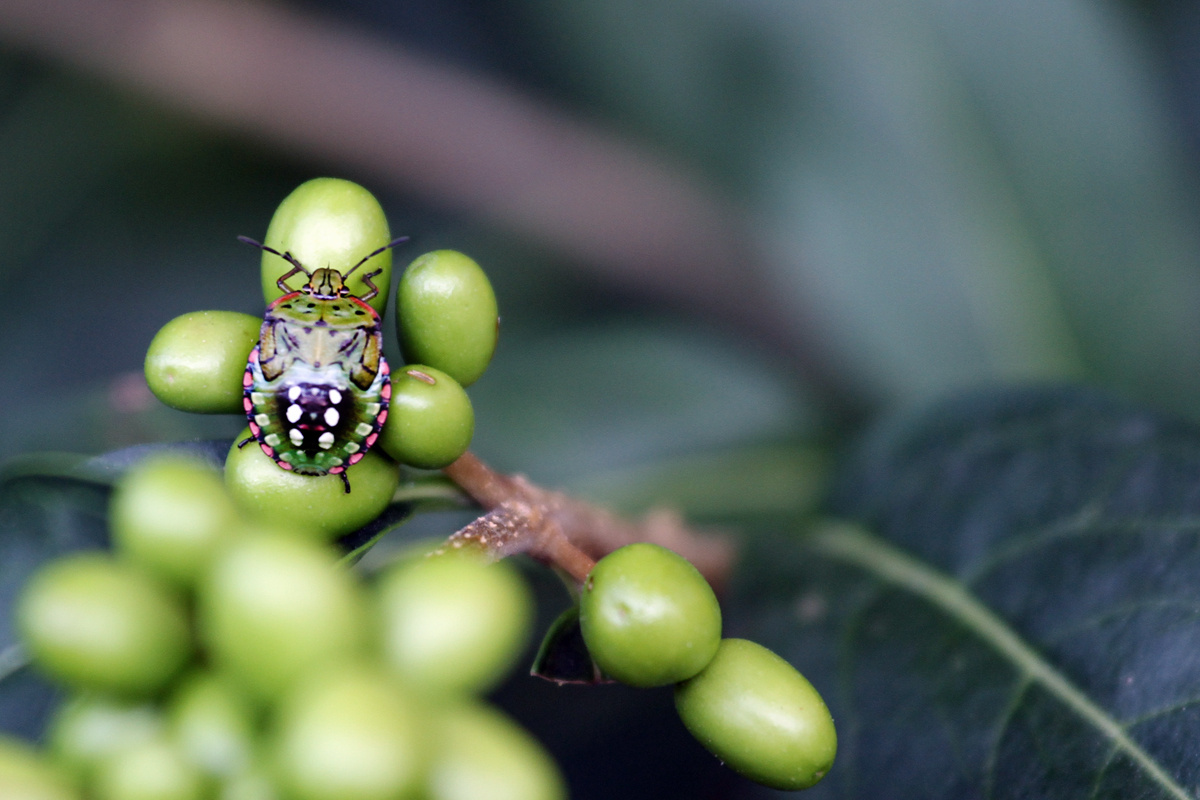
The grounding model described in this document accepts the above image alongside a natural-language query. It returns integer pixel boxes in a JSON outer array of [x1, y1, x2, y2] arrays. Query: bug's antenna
[[343, 236, 410, 279], [237, 235, 311, 276]]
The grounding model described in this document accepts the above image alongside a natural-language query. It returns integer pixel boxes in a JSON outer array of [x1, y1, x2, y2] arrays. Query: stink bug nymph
[[238, 235, 407, 493]]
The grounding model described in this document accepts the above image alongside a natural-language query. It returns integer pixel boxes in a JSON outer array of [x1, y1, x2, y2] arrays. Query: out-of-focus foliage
[[517, 0, 1200, 412]]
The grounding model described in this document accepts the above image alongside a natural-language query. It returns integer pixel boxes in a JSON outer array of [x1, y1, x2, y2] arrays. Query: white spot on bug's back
[[265, 433, 282, 447], [325, 407, 340, 427], [366, 403, 381, 416], [329, 388, 343, 405], [329, 457, 344, 466], [254, 414, 270, 427], [355, 423, 373, 436], [344, 442, 360, 454], [288, 386, 301, 401], [289, 428, 304, 446], [286, 404, 302, 423], [251, 392, 267, 405], [318, 431, 335, 449]]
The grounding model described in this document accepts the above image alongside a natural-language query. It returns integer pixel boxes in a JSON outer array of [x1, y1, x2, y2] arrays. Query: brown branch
[[441, 452, 735, 588]]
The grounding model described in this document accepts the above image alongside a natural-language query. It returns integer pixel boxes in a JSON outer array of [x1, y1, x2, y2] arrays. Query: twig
[[440, 451, 735, 587]]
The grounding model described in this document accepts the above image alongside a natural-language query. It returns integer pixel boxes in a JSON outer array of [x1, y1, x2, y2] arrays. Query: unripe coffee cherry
[[111, 454, 241, 587], [144, 311, 260, 414], [46, 695, 163, 785], [16, 554, 191, 696], [425, 701, 565, 800], [91, 737, 208, 800], [674, 638, 836, 790], [224, 428, 399, 540], [260, 178, 393, 315], [579, 543, 721, 687], [397, 250, 498, 387], [376, 554, 532, 696], [0, 734, 80, 800], [198, 533, 368, 704], [379, 366, 474, 469], [271, 665, 426, 800], [166, 672, 257, 778]]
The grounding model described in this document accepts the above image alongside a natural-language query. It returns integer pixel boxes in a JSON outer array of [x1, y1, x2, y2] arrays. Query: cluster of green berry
[[143, 178, 495, 539], [577, 542, 836, 790], [5, 177, 838, 796], [3, 454, 561, 800]]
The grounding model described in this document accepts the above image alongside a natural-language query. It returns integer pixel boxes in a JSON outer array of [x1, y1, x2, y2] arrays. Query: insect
[[237, 235, 407, 493]]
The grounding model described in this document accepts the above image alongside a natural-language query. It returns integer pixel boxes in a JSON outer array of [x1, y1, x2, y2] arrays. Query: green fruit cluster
[[142, 179, 499, 536], [7, 454, 561, 800], [579, 543, 837, 791]]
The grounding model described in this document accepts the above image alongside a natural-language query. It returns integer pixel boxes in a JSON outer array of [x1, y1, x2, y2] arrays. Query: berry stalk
[[440, 451, 734, 587]]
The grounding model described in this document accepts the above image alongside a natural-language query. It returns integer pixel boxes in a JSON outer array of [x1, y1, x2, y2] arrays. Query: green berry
[[397, 250, 498, 387], [425, 701, 565, 800], [46, 694, 163, 785], [271, 665, 426, 800], [145, 311, 261, 414], [111, 455, 242, 587], [376, 554, 532, 696], [261, 178, 393, 315], [167, 672, 258, 778], [198, 533, 368, 705], [218, 766, 280, 800], [16, 554, 191, 696], [378, 366, 474, 469], [92, 737, 209, 800], [579, 543, 721, 687], [224, 428, 400, 541], [674, 638, 836, 790], [0, 734, 79, 800]]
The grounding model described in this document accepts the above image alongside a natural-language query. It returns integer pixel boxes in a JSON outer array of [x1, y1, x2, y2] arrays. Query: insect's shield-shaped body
[[240, 239, 403, 492]]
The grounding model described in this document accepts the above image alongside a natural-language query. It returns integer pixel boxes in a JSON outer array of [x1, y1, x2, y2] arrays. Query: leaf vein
[[810, 521, 1193, 800]]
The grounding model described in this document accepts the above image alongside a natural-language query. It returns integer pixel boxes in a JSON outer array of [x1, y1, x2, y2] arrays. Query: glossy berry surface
[[378, 365, 474, 469], [224, 428, 399, 540], [674, 638, 836, 790], [144, 311, 260, 414], [579, 543, 721, 687], [397, 250, 498, 387]]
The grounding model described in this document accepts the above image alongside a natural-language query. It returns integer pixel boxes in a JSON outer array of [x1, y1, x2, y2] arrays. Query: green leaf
[[0, 469, 111, 738], [530, 605, 608, 686], [732, 387, 1200, 798]]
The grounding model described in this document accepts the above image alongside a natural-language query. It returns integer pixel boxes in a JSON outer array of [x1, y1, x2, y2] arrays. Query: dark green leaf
[[531, 605, 609, 685], [731, 387, 1200, 798], [0, 470, 111, 738]]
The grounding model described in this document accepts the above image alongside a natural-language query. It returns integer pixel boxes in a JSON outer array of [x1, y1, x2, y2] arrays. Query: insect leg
[[237, 236, 311, 292], [358, 268, 382, 302], [275, 265, 306, 294], [339, 472, 351, 493], [237, 436, 254, 449]]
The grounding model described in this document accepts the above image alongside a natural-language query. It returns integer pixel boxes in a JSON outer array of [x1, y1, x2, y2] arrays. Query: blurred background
[[2, 0, 1200, 796]]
